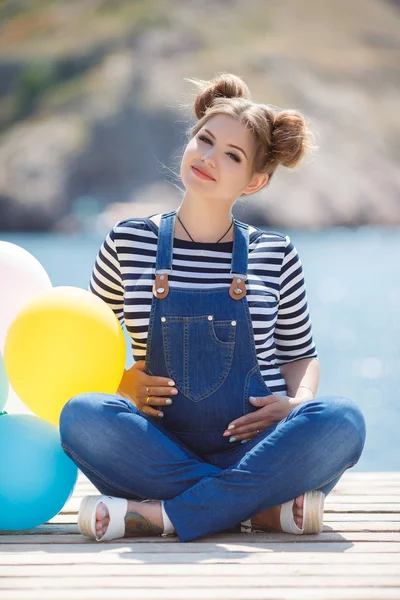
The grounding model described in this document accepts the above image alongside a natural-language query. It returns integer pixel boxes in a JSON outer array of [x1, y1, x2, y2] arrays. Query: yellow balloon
[[4, 287, 126, 426]]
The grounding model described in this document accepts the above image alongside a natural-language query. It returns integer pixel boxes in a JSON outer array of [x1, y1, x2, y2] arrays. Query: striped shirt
[[89, 215, 318, 394]]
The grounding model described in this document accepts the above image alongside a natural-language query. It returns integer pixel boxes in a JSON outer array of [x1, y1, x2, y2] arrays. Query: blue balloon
[[0, 413, 78, 531], [0, 352, 8, 412]]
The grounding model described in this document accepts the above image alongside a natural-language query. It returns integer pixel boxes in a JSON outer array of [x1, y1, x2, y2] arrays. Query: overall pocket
[[161, 315, 236, 402], [243, 364, 274, 414]]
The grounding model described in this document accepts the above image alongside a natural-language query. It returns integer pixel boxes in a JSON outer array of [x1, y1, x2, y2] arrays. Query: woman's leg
[[163, 396, 366, 541], [59, 393, 222, 500], [60, 394, 365, 542]]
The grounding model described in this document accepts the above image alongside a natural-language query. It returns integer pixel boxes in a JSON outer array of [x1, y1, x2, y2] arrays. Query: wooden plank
[[1, 531, 400, 545], [0, 524, 78, 536], [2, 574, 400, 590], [325, 496, 400, 503], [330, 488, 400, 495], [324, 513, 400, 522], [2, 564, 400, 577], [1, 541, 400, 553], [323, 504, 400, 512], [1, 550, 400, 564], [1, 586, 400, 600], [321, 522, 400, 531]]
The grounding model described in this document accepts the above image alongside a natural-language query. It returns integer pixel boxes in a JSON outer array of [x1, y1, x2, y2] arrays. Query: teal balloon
[[0, 414, 78, 531], [0, 352, 8, 412]]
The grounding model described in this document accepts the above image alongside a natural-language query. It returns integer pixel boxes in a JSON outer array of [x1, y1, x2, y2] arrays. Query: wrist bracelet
[[288, 385, 314, 396]]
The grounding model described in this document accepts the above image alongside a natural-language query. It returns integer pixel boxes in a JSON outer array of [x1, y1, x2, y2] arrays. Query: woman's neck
[[175, 202, 234, 244]]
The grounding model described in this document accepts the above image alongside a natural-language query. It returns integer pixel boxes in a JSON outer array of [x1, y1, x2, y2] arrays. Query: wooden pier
[[1, 471, 399, 599]]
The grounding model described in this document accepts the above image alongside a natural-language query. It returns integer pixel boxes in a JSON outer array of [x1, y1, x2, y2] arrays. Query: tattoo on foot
[[124, 511, 163, 536]]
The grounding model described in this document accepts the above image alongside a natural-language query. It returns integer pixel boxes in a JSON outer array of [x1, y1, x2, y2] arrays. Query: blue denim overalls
[[144, 209, 273, 456]]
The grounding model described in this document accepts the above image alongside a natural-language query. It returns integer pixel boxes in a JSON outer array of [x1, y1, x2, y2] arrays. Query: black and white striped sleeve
[[89, 224, 125, 325], [274, 236, 318, 364]]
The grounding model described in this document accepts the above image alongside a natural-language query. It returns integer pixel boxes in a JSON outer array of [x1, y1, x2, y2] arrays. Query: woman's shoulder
[[233, 217, 287, 243], [248, 226, 289, 247], [110, 215, 156, 237]]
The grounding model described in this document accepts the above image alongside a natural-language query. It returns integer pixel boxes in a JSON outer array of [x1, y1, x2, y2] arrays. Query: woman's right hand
[[116, 360, 178, 418]]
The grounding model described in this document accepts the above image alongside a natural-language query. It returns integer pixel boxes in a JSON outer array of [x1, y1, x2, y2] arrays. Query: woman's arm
[[280, 357, 320, 405], [88, 224, 125, 325], [274, 236, 319, 405]]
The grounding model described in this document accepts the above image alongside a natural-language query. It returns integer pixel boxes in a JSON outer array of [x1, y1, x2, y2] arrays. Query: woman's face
[[180, 114, 267, 205]]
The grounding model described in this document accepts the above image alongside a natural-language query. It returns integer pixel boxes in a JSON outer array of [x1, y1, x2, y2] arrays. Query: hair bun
[[272, 110, 310, 168], [189, 73, 251, 120]]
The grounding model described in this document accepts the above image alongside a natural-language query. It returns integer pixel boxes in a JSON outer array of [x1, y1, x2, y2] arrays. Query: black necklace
[[176, 213, 234, 243]]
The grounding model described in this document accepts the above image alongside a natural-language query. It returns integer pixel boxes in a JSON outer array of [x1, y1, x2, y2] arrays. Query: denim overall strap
[[153, 211, 250, 300], [155, 211, 176, 273]]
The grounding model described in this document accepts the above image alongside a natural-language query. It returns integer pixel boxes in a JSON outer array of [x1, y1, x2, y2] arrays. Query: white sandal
[[77, 495, 175, 542], [241, 490, 325, 534]]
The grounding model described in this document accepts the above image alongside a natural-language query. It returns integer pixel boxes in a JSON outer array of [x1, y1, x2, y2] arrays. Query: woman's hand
[[117, 360, 178, 418], [223, 395, 298, 442]]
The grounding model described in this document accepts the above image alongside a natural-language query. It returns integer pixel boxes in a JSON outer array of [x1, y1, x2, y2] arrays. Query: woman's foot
[[95, 499, 164, 539], [250, 494, 304, 532]]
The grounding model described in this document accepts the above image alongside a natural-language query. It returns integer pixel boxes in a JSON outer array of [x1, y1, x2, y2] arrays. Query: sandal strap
[[77, 495, 127, 542], [280, 498, 304, 534], [280, 491, 325, 535], [97, 496, 128, 541]]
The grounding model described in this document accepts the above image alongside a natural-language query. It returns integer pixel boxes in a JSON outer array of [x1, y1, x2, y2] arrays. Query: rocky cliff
[[0, 0, 399, 231]]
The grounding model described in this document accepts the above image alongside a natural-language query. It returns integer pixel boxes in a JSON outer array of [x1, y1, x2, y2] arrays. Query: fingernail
[[241, 439, 249, 444], [158, 412, 164, 417], [228, 424, 235, 430], [249, 396, 257, 402], [101, 507, 107, 518], [229, 437, 237, 443], [165, 399, 172, 405], [168, 381, 175, 386]]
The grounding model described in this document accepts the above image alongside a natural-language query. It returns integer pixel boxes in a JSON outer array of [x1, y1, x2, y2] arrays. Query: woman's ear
[[242, 172, 269, 196]]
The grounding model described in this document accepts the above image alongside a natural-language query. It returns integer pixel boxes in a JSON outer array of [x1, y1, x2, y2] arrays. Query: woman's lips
[[191, 166, 215, 181]]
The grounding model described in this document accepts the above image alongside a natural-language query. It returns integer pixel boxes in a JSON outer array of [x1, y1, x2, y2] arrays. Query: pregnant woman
[[59, 73, 366, 543]]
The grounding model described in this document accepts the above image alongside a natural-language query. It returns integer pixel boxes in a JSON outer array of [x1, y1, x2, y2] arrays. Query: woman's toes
[[293, 495, 304, 528], [95, 502, 109, 537]]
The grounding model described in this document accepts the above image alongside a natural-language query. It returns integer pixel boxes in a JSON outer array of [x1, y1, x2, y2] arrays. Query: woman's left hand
[[223, 395, 297, 442]]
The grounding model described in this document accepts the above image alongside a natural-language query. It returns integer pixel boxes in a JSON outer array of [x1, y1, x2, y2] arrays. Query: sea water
[[2, 226, 399, 471]]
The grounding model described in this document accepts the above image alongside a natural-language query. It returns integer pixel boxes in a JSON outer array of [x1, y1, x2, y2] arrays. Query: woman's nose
[[201, 152, 216, 166]]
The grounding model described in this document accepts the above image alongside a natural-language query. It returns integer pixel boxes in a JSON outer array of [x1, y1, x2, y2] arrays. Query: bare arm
[[280, 357, 320, 405]]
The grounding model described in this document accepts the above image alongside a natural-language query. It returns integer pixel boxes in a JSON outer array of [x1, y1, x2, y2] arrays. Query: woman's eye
[[198, 135, 241, 163], [199, 135, 212, 145]]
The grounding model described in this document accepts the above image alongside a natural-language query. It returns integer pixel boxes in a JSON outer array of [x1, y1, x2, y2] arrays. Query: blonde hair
[[184, 73, 315, 188]]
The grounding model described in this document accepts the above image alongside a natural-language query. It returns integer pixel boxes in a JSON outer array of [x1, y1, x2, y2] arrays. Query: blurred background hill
[[0, 0, 399, 232]]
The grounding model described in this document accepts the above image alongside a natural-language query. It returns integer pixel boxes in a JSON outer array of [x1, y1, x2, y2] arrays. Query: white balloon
[[0, 242, 52, 351]]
